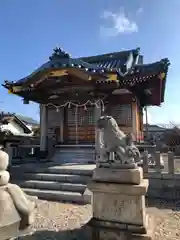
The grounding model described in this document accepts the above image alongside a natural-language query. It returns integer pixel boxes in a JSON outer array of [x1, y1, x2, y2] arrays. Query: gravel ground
[[14, 199, 180, 240], [147, 199, 180, 240]]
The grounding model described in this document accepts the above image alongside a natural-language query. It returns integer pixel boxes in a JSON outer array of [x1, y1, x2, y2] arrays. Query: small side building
[[0, 112, 33, 137], [0, 112, 40, 163], [143, 124, 167, 141]]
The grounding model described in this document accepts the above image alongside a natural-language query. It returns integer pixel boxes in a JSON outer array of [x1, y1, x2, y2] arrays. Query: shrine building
[[2, 47, 170, 160]]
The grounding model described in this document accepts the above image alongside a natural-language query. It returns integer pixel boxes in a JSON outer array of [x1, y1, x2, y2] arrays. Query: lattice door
[[67, 106, 95, 144]]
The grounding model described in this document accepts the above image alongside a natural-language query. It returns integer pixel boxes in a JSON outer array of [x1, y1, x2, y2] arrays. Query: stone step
[[51, 148, 95, 164], [22, 188, 86, 203], [23, 173, 91, 184], [19, 180, 86, 193], [25, 165, 95, 176]]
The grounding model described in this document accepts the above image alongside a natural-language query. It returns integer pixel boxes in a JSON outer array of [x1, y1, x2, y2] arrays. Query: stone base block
[[95, 229, 153, 240], [89, 214, 154, 240], [88, 180, 148, 226], [97, 162, 137, 169], [92, 167, 143, 185], [88, 179, 148, 196], [83, 187, 92, 204]]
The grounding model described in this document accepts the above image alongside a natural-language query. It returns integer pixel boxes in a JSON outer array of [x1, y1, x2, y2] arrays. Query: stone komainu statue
[[0, 149, 37, 239], [96, 116, 141, 165]]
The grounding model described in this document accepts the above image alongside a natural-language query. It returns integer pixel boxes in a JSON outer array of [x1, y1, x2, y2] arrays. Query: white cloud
[[100, 9, 138, 37]]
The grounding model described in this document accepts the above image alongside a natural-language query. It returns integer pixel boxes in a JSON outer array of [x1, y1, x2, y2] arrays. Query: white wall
[[0, 121, 33, 136]]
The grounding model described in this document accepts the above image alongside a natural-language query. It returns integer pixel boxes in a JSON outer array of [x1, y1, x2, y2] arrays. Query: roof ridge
[[136, 58, 170, 67], [78, 48, 140, 61]]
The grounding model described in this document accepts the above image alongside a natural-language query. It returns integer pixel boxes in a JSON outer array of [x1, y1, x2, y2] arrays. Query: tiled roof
[[3, 47, 170, 95], [129, 58, 170, 75], [80, 48, 140, 69], [5, 48, 141, 86], [10, 50, 111, 85]]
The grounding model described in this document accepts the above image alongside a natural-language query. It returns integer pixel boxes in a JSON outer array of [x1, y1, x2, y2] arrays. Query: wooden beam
[[33, 69, 69, 87], [68, 68, 91, 81], [50, 85, 95, 94]]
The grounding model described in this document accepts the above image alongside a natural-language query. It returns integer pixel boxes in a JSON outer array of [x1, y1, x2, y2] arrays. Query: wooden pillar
[[63, 108, 68, 144], [94, 102, 102, 162], [40, 104, 48, 156], [131, 101, 137, 140], [139, 106, 144, 141], [59, 108, 64, 143]]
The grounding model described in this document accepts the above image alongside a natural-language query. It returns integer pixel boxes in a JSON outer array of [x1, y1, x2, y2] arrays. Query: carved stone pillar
[[40, 104, 48, 157]]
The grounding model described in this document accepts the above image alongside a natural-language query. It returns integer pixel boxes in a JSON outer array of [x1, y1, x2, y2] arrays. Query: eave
[[2, 47, 170, 107], [3, 47, 141, 91], [4, 79, 119, 105], [120, 58, 170, 105]]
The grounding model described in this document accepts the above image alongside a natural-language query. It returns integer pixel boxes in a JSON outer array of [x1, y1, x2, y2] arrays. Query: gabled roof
[[0, 112, 32, 134], [2, 47, 170, 106], [3, 47, 169, 87], [7, 48, 109, 86], [4, 47, 141, 87]]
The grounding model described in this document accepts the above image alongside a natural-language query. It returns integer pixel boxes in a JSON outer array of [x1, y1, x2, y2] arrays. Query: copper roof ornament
[[49, 47, 70, 61]]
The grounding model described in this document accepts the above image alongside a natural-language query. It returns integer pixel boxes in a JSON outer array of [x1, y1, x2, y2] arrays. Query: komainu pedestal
[[88, 167, 154, 240]]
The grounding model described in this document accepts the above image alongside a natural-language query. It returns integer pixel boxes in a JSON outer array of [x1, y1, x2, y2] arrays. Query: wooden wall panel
[[110, 104, 132, 126], [46, 101, 143, 144]]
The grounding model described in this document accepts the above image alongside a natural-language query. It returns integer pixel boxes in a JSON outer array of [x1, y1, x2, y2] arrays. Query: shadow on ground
[[146, 198, 180, 211], [14, 226, 91, 240]]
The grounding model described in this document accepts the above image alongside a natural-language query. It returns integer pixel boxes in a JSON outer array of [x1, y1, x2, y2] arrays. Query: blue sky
[[0, 0, 179, 124]]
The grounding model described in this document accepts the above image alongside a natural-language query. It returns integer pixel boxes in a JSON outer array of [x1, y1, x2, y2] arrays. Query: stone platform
[[88, 166, 154, 240]]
